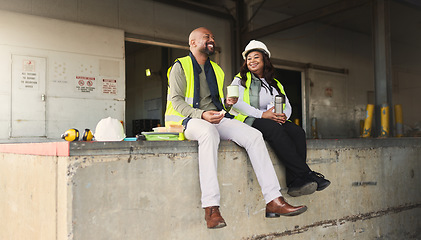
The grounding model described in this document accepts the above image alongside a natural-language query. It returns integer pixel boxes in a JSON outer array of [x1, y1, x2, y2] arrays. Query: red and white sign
[[75, 76, 96, 93], [23, 60, 35, 72], [102, 79, 117, 94]]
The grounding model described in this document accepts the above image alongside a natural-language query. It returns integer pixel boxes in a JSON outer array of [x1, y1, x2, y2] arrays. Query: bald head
[[189, 27, 210, 46], [188, 27, 215, 58]]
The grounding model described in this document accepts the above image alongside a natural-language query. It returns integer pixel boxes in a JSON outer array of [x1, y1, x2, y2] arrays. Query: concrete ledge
[[68, 137, 421, 155], [1, 138, 420, 239], [0, 141, 69, 156]]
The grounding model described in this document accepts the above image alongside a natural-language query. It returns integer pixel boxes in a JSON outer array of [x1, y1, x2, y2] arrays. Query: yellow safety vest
[[165, 56, 226, 126], [234, 72, 286, 122]]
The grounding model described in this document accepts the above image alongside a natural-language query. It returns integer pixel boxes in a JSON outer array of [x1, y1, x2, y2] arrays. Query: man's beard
[[200, 43, 215, 56]]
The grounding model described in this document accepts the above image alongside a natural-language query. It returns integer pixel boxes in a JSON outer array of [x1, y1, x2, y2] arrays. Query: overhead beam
[[246, 0, 370, 40], [395, 0, 421, 9], [270, 58, 349, 74], [153, 0, 234, 20], [125, 33, 189, 50]]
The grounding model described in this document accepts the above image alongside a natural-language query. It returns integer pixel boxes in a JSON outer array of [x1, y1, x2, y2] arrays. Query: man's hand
[[202, 110, 224, 124], [262, 106, 286, 123]]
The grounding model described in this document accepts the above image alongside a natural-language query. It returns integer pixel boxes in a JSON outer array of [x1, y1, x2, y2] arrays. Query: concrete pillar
[[372, 0, 393, 137]]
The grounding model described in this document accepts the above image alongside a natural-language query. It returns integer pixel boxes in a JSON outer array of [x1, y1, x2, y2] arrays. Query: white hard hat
[[94, 117, 126, 141], [242, 40, 271, 59]]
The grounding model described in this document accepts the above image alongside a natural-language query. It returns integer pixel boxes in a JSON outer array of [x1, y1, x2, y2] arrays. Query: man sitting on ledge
[[165, 27, 307, 229]]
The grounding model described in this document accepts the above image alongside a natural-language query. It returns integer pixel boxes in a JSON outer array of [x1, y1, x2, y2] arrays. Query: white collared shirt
[[231, 77, 292, 119]]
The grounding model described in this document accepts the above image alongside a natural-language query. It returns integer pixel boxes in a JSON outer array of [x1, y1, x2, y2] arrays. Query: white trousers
[[184, 117, 282, 208]]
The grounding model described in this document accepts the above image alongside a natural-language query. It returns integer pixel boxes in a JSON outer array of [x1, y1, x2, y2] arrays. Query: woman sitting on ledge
[[231, 40, 331, 197]]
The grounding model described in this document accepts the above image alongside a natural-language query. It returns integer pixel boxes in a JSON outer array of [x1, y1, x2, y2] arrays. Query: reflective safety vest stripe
[[234, 72, 286, 122], [165, 56, 226, 126]]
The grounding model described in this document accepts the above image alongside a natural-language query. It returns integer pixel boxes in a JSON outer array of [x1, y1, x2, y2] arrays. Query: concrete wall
[[0, 138, 420, 239], [0, 153, 59, 239], [0, 10, 125, 140], [390, 3, 421, 130], [0, 0, 232, 79]]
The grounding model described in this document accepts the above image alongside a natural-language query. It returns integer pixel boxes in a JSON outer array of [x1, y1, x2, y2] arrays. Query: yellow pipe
[[380, 103, 390, 137], [394, 104, 403, 137], [362, 104, 374, 138]]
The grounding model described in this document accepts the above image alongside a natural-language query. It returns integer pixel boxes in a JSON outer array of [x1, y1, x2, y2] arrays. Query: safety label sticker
[[102, 79, 117, 94], [19, 72, 39, 89], [75, 76, 96, 93]]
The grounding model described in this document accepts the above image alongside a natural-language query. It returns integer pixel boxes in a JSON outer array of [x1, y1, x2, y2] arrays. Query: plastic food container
[[141, 132, 180, 141]]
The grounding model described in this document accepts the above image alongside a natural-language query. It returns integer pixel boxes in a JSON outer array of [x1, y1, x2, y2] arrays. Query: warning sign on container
[[20, 72, 39, 89], [23, 60, 35, 72], [75, 76, 96, 93], [102, 79, 117, 94]]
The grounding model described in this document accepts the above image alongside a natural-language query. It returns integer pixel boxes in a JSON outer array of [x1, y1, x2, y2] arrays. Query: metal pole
[[372, 0, 393, 137]]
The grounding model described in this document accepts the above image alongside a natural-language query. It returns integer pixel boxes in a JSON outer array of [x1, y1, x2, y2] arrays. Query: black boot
[[307, 171, 331, 191], [287, 177, 317, 197]]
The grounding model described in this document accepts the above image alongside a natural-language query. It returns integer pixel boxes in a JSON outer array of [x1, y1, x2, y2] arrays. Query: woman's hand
[[262, 106, 286, 123], [225, 97, 238, 107], [278, 113, 287, 124]]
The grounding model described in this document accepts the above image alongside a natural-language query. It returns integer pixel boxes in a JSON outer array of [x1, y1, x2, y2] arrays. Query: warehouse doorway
[[275, 68, 303, 127], [124, 41, 188, 137]]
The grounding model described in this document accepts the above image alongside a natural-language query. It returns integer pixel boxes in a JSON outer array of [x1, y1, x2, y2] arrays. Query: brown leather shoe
[[266, 197, 307, 217], [204, 206, 227, 229]]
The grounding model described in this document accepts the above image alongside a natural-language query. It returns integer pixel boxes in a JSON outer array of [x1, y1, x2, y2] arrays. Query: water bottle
[[274, 96, 284, 114]]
